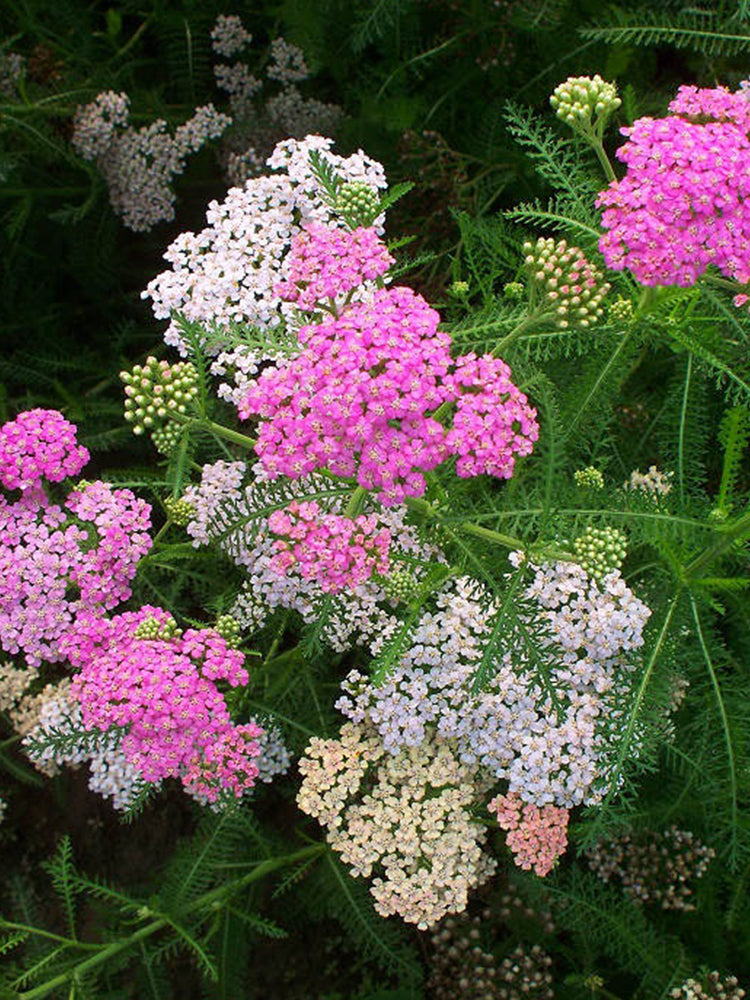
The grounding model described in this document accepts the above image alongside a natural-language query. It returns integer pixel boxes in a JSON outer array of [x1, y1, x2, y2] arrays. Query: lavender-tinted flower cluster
[[337, 559, 651, 808]]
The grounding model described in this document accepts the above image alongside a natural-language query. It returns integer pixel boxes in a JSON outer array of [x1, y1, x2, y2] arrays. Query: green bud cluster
[[573, 526, 627, 580], [164, 495, 196, 526], [523, 237, 610, 328], [337, 181, 380, 227], [121, 357, 199, 454], [382, 569, 420, 605], [214, 614, 241, 647], [503, 281, 525, 300], [550, 75, 621, 134], [134, 615, 183, 641], [574, 466, 605, 490], [609, 296, 634, 323], [447, 280, 470, 298]]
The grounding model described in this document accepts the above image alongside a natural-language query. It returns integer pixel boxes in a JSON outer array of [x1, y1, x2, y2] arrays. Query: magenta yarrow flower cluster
[[275, 224, 393, 311], [0, 412, 151, 667], [489, 792, 569, 877], [64, 608, 262, 803], [0, 409, 89, 492], [240, 285, 539, 504], [598, 85, 750, 288], [267, 500, 390, 592]]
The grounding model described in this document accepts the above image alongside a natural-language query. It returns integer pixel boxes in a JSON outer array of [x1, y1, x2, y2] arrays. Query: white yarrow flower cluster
[[338, 558, 652, 808], [142, 135, 387, 355], [25, 688, 146, 810]]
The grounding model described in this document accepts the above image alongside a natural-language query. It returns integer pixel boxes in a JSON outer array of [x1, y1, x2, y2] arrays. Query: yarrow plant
[[72, 91, 231, 231], [6, 58, 750, 998]]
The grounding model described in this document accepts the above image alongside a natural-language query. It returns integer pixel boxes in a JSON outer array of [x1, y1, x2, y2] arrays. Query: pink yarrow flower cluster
[[64, 608, 262, 803], [598, 85, 750, 288], [0, 409, 89, 491], [240, 284, 538, 504], [489, 791, 569, 877], [446, 354, 540, 478], [275, 224, 393, 311], [267, 500, 390, 592], [0, 412, 151, 667]]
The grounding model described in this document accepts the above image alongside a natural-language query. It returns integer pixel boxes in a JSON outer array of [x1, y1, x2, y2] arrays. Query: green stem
[[404, 496, 573, 560], [203, 420, 257, 452], [14, 845, 325, 1000], [591, 140, 616, 183]]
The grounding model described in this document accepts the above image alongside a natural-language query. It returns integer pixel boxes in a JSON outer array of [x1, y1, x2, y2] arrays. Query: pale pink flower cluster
[[0, 409, 89, 491], [240, 285, 538, 504], [267, 500, 390, 592], [65, 608, 262, 804], [598, 85, 750, 287], [72, 92, 231, 232], [211, 14, 253, 58], [489, 791, 569, 876], [297, 722, 496, 928], [275, 224, 393, 310]]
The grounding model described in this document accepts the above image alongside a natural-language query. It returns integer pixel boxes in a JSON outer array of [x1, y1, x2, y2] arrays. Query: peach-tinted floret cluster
[[297, 722, 495, 928], [489, 791, 569, 876]]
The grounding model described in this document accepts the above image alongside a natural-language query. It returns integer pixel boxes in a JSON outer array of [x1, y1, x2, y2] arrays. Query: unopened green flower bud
[[573, 526, 627, 580], [164, 495, 196, 526], [503, 281, 525, 300], [524, 237, 609, 328], [382, 568, 420, 605], [214, 614, 241, 647], [121, 356, 199, 453], [134, 614, 182, 641], [574, 466, 605, 490], [550, 75, 621, 135], [337, 181, 380, 227]]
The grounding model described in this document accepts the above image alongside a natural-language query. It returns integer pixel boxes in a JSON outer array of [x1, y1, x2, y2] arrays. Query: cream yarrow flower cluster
[[297, 722, 495, 928]]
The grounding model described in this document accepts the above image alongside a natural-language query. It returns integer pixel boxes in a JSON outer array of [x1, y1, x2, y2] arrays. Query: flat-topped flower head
[[598, 84, 750, 287], [268, 501, 391, 593], [0, 409, 89, 491], [241, 284, 538, 504], [65, 607, 262, 804], [275, 224, 393, 311]]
